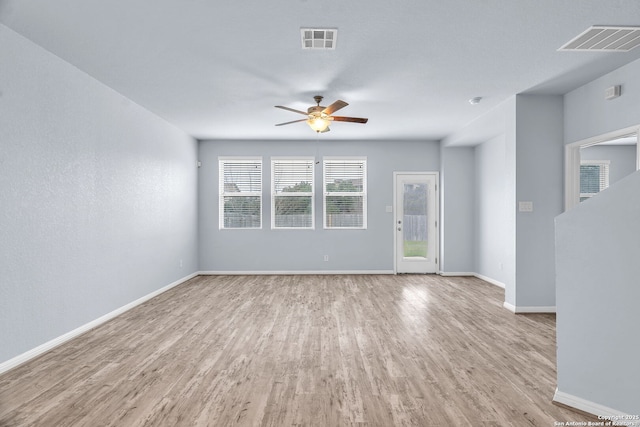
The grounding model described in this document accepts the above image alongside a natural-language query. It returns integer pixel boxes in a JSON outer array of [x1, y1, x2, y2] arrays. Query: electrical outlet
[[324, 255, 329, 262], [180, 259, 183, 268]]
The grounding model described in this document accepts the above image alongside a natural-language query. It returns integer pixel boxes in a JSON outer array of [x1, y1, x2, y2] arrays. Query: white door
[[394, 172, 438, 273]]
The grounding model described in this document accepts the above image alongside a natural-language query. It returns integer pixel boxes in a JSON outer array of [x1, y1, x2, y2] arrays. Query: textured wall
[[0, 26, 198, 364]]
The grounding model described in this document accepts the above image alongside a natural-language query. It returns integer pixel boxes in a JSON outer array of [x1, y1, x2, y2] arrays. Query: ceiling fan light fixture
[[307, 116, 331, 132], [274, 96, 367, 133]]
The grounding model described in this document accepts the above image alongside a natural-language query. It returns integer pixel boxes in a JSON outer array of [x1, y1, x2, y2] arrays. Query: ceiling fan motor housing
[[308, 105, 325, 115]]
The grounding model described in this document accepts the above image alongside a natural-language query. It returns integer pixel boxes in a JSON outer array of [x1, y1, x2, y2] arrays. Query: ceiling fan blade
[[322, 100, 348, 115], [275, 105, 308, 115], [275, 118, 308, 126], [331, 116, 369, 124]]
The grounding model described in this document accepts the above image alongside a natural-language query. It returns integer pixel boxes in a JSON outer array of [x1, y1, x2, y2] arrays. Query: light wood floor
[[0, 275, 594, 426]]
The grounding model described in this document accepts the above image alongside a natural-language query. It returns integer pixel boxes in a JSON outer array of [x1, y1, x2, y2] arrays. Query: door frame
[[393, 171, 439, 274]]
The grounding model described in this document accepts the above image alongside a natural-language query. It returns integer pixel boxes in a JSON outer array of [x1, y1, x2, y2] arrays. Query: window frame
[[323, 157, 367, 230], [271, 157, 315, 230], [218, 157, 263, 229]]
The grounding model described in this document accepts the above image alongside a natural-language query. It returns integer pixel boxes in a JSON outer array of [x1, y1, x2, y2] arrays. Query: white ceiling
[[2, 0, 640, 142]]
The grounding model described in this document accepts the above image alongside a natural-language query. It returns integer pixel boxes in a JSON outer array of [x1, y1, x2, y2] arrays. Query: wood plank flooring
[[0, 275, 594, 426]]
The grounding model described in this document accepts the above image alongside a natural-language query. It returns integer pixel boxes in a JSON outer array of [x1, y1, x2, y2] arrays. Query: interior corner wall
[[444, 97, 517, 303], [0, 26, 199, 365], [474, 135, 509, 286], [514, 94, 564, 308], [439, 146, 475, 273], [198, 139, 439, 272], [504, 99, 517, 306], [441, 96, 516, 301]]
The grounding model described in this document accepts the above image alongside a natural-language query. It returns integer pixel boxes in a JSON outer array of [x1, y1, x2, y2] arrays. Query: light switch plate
[[519, 201, 533, 212], [385, 206, 393, 213]]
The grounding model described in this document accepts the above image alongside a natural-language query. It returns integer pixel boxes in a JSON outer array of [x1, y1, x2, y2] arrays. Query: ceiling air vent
[[559, 26, 640, 52], [301, 28, 337, 50]]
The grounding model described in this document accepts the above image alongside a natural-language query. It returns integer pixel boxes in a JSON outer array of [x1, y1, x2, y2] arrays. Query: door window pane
[[403, 183, 428, 258]]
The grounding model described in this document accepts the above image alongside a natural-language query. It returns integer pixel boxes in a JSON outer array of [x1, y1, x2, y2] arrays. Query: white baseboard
[[439, 272, 475, 277], [553, 388, 628, 418], [473, 273, 506, 289], [468, 274, 555, 314], [436, 272, 507, 290], [515, 305, 556, 313], [503, 301, 556, 314], [0, 272, 198, 376], [198, 270, 395, 275], [503, 301, 517, 313]]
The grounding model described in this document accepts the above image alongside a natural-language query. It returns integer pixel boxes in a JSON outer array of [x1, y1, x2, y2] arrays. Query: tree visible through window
[[272, 159, 314, 229], [219, 158, 262, 229], [323, 158, 367, 229]]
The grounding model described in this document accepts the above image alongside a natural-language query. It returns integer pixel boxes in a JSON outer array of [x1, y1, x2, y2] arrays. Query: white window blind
[[323, 158, 367, 229], [271, 158, 314, 229], [219, 158, 262, 229], [580, 160, 610, 202]]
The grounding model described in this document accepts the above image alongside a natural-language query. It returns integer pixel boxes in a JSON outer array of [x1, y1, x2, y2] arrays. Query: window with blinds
[[580, 160, 610, 202], [219, 158, 262, 229], [271, 158, 314, 229], [323, 158, 367, 229]]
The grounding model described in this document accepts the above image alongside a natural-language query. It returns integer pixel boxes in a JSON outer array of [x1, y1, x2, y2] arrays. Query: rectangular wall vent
[[301, 28, 337, 50], [559, 26, 640, 52]]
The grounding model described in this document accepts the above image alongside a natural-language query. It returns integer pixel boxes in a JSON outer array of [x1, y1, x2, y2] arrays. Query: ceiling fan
[[275, 95, 368, 133]]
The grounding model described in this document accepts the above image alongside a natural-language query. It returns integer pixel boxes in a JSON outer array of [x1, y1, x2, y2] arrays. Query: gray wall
[[565, 58, 640, 144], [514, 94, 564, 308], [198, 139, 439, 272], [0, 26, 199, 364], [504, 100, 517, 306], [555, 56, 640, 414], [440, 147, 475, 273], [474, 135, 509, 285], [555, 171, 640, 414], [580, 144, 637, 185]]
